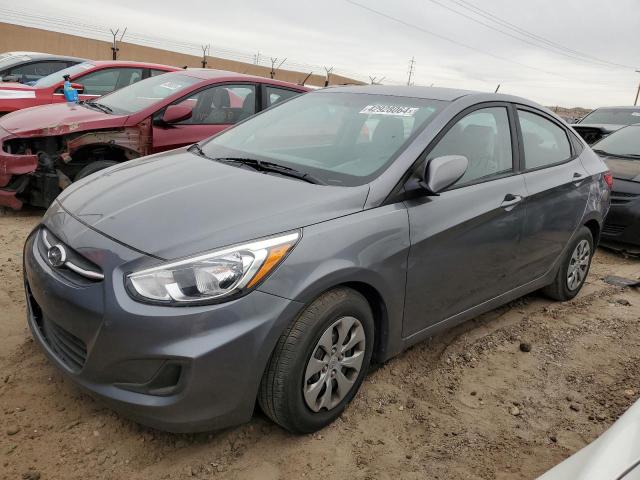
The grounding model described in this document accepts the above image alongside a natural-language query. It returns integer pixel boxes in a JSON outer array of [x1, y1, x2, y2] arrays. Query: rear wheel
[[258, 287, 374, 433], [542, 226, 594, 301], [74, 160, 119, 181]]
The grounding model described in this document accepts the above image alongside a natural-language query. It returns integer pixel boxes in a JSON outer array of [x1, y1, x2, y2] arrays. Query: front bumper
[[600, 181, 640, 254], [23, 206, 304, 432], [0, 126, 38, 209]]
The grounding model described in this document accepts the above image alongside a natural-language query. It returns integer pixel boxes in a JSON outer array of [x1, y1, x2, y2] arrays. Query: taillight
[[603, 172, 613, 189]]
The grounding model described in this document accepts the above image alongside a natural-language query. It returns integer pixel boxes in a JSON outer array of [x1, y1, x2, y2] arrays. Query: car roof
[[175, 68, 309, 89], [314, 84, 546, 108], [87, 60, 179, 70], [322, 84, 476, 101], [1, 52, 86, 62]]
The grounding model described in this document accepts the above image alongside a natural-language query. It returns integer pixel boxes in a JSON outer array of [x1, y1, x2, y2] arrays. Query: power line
[[446, 0, 636, 70], [426, 0, 632, 70], [344, 0, 573, 81]]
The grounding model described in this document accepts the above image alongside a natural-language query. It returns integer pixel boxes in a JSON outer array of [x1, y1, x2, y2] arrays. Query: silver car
[[23, 85, 611, 433], [539, 398, 640, 479]]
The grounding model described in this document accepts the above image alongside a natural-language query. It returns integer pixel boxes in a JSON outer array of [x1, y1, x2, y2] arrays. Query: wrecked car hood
[[53, 148, 369, 259], [0, 102, 128, 137], [0, 82, 37, 92]]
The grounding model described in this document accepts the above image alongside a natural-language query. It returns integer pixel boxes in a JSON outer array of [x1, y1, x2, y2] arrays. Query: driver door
[[403, 104, 528, 337]]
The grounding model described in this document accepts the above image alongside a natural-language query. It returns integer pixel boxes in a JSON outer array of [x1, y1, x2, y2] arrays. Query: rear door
[[151, 83, 256, 153], [516, 107, 591, 280], [403, 103, 528, 337]]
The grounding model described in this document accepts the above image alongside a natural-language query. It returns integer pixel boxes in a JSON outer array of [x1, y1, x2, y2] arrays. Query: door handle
[[500, 193, 523, 209]]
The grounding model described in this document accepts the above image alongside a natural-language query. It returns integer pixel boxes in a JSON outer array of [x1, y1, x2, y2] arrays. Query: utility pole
[[407, 57, 416, 86], [324, 66, 334, 87], [254, 52, 261, 65], [635, 70, 640, 106], [201, 44, 210, 68], [109, 27, 126, 60]]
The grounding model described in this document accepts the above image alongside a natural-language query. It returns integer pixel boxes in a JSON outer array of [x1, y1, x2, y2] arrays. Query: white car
[[539, 399, 640, 479]]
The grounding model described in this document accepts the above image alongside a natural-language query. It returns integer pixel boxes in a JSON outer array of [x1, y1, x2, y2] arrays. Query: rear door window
[[265, 86, 302, 108], [518, 110, 571, 169]]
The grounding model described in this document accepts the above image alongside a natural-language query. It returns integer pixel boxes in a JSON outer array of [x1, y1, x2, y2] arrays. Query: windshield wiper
[[83, 101, 112, 114], [593, 149, 611, 156], [188, 143, 208, 158], [215, 157, 325, 185]]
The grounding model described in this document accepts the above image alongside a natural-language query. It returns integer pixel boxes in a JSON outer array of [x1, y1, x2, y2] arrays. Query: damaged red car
[[0, 60, 179, 116], [0, 69, 309, 209]]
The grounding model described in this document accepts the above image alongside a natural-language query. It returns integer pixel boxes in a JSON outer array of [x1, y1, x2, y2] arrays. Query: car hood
[[0, 102, 127, 137], [56, 148, 369, 259], [538, 398, 640, 480], [601, 157, 640, 182]]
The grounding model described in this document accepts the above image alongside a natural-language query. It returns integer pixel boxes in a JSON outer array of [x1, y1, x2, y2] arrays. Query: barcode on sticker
[[360, 105, 419, 116]]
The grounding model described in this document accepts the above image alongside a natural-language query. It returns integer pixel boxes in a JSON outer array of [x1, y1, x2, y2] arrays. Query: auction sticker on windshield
[[360, 105, 419, 116], [159, 82, 184, 91]]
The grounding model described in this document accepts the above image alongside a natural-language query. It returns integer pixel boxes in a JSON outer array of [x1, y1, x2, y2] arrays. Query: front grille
[[26, 282, 87, 372], [37, 228, 104, 284], [603, 223, 626, 235]]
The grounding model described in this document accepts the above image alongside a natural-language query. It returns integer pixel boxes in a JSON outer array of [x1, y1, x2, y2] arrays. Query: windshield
[[593, 125, 640, 158], [201, 92, 445, 186], [95, 73, 201, 115], [34, 62, 95, 87], [580, 108, 640, 126]]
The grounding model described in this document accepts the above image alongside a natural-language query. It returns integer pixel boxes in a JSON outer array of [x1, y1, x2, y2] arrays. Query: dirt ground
[[1, 210, 639, 480]]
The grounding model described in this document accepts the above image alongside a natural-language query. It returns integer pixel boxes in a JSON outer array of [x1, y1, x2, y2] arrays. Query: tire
[[74, 160, 119, 181], [258, 287, 374, 433], [542, 226, 594, 301]]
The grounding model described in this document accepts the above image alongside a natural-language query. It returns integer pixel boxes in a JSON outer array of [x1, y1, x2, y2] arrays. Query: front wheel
[[74, 160, 119, 181], [258, 287, 374, 433], [542, 226, 594, 301]]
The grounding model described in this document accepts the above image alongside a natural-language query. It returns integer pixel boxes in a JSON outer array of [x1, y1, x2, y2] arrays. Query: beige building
[[0, 22, 363, 87]]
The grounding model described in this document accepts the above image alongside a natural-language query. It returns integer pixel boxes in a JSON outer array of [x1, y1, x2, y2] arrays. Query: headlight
[[126, 231, 300, 305]]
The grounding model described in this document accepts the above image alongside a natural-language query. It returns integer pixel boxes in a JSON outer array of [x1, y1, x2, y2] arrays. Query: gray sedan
[[23, 85, 611, 433]]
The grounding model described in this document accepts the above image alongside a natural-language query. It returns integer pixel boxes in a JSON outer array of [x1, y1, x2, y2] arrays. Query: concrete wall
[[0, 22, 363, 87]]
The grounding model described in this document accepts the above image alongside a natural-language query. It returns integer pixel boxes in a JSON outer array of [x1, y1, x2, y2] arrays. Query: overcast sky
[[4, 0, 639, 108]]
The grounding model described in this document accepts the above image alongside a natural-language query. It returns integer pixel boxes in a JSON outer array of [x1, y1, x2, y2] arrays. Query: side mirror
[[420, 155, 468, 194], [70, 83, 84, 94], [161, 104, 193, 124]]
